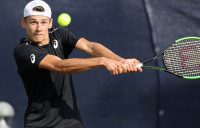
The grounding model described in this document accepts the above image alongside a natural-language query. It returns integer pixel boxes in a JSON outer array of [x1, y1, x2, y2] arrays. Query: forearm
[[39, 54, 127, 75], [89, 42, 125, 61], [55, 57, 105, 73]]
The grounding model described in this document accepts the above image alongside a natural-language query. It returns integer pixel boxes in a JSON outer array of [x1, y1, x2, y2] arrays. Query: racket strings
[[164, 40, 200, 77]]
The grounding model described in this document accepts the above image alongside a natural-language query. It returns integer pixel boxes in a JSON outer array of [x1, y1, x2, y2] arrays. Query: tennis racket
[[137, 36, 200, 80]]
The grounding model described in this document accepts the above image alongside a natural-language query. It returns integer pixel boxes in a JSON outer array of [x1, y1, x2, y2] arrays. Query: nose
[[36, 23, 42, 31]]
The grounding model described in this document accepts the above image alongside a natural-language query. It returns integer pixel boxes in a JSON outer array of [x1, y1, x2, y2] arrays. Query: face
[[21, 15, 53, 45]]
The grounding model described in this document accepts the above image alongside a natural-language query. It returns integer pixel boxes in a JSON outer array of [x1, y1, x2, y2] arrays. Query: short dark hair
[[32, 6, 45, 12]]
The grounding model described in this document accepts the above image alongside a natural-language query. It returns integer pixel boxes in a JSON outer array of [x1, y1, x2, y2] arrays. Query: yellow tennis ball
[[57, 13, 71, 27]]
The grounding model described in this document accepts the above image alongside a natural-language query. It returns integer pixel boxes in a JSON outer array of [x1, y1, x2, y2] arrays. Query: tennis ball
[[57, 13, 71, 27]]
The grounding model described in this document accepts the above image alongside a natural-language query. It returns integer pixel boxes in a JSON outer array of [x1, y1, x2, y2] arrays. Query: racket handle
[[136, 63, 143, 68]]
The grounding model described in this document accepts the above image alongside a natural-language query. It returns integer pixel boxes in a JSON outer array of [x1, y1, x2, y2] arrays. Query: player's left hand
[[121, 58, 143, 73]]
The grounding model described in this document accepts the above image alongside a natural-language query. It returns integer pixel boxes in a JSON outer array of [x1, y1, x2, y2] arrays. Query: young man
[[13, 0, 142, 128]]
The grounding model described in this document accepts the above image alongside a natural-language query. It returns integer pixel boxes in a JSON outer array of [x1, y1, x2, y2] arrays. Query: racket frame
[[139, 36, 200, 79]]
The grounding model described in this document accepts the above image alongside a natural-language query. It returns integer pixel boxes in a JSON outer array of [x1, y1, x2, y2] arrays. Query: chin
[[33, 38, 43, 43]]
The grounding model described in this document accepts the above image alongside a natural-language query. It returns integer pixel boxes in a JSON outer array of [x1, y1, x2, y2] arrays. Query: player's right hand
[[100, 57, 125, 75]]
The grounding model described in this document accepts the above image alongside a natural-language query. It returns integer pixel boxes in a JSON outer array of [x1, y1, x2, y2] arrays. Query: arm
[[75, 38, 142, 72], [39, 54, 124, 75], [39, 37, 141, 74], [75, 38, 125, 61]]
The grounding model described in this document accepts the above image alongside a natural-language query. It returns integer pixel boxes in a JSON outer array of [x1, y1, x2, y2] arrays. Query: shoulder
[[13, 38, 47, 62], [13, 39, 48, 68], [49, 28, 78, 39], [49, 28, 68, 36], [14, 38, 36, 56], [14, 39, 30, 55]]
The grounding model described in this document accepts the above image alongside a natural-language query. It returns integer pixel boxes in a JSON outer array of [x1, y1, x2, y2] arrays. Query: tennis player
[[13, 0, 142, 128]]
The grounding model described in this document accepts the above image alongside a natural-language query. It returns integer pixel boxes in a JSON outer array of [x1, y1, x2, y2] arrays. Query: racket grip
[[136, 63, 143, 68]]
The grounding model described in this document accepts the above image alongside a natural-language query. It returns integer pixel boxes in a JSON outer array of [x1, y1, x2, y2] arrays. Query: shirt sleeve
[[56, 28, 80, 57], [13, 43, 48, 74], [63, 28, 80, 48]]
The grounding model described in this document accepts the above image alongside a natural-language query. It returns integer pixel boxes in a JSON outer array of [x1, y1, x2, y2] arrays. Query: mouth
[[33, 34, 43, 39], [34, 34, 43, 36]]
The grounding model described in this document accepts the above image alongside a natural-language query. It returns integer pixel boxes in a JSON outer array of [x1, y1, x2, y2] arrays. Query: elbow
[[53, 61, 68, 74], [88, 42, 103, 55]]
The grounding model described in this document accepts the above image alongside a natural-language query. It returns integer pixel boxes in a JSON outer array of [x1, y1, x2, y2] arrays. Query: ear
[[20, 17, 26, 28], [48, 18, 53, 29]]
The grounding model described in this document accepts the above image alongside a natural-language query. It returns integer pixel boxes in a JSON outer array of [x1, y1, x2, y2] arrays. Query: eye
[[41, 21, 48, 25], [30, 21, 37, 25]]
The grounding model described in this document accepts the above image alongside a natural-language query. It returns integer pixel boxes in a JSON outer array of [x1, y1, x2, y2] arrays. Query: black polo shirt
[[13, 28, 84, 128]]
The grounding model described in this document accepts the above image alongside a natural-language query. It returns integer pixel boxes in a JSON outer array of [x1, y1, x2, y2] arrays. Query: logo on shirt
[[53, 40, 58, 49], [30, 54, 36, 64]]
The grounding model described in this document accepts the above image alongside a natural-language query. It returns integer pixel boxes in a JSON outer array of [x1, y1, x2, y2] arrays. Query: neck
[[28, 35, 49, 46], [38, 40, 49, 46]]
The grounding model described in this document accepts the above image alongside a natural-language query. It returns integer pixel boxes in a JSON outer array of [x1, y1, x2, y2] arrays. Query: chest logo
[[30, 54, 36, 64], [53, 40, 58, 49]]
